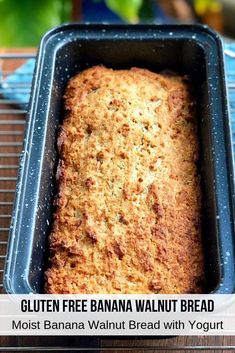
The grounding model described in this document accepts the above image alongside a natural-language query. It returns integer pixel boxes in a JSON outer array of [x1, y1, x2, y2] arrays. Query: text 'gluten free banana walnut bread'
[[45, 66, 205, 294]]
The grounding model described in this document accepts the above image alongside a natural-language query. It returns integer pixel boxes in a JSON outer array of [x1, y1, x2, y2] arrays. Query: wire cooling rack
[[0, 53, 34, 294], [0, 52, 235, 352]]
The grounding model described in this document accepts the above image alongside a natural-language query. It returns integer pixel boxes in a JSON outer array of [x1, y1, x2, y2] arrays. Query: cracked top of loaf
[[45, 66, 204, 294]]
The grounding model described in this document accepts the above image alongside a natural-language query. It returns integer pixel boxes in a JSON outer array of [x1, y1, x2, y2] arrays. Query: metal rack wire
[[0, 53, 34, 293], [0, 51, 235, 351]]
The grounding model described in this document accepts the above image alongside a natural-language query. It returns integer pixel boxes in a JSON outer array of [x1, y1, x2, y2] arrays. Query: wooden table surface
[[0, 48, 234, 353]]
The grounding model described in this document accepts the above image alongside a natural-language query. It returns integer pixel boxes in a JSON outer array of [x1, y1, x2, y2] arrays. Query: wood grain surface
[[0, 48, 233, 352]]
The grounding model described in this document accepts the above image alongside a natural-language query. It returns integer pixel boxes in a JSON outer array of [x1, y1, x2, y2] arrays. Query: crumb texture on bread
[[45, 66, 204, 294]]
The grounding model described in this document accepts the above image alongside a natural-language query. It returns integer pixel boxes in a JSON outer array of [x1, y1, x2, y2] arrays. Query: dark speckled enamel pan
[[4, 24, 235, 294]]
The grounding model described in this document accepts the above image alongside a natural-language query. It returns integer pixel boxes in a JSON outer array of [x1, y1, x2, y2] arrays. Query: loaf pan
[[4, 24, 235, 294]]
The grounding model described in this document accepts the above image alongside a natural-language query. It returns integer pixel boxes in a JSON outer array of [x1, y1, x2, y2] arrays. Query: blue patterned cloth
[[2, 58, 35, 105], [224, 44, 235, 103], [224, 43, 235, 159]]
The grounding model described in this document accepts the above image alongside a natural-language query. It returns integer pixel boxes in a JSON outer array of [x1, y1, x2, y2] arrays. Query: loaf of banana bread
[[45, 66, 205, 294]]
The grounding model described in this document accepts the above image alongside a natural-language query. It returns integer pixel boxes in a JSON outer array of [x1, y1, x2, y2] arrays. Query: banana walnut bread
[[45, 66, 205, 294]]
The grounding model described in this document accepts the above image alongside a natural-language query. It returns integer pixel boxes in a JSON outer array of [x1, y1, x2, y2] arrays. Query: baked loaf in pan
[[45, 66, 205, 294]]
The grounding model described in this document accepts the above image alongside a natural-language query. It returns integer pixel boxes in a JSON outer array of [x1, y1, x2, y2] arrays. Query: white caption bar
[[0, 294, 234, 336]]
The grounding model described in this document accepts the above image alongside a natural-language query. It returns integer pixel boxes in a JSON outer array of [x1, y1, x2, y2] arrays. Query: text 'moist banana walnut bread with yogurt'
[[45, 66, 205, 294]]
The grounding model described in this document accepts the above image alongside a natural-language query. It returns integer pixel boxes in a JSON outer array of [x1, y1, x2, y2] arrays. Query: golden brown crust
[[45, 66, 205, 294]]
